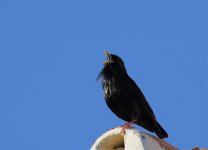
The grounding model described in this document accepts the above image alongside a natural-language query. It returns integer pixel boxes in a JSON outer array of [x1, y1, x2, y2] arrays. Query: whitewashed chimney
[[91, 127, 178, 150]]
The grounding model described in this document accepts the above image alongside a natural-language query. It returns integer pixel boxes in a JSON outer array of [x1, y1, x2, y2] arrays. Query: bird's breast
[[103, 78, 120, 99], [104, 84, 109, 96]]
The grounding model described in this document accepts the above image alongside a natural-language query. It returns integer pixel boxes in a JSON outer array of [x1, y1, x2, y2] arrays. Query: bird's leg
[[120, 119, 137, 133]]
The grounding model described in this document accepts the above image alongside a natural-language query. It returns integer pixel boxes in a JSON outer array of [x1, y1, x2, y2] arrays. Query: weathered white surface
[[91, 127, 178, 150]]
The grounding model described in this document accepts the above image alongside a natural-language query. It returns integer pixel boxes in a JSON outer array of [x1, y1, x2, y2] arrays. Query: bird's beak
[[104, 50, 111, 58], [103, 50, 111, 65]]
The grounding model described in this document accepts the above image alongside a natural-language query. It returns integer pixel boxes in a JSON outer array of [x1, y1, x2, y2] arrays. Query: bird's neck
[[103, 65, 127, 80]]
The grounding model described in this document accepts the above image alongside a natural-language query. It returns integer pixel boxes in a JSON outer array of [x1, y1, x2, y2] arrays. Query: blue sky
[[0, 0, 207, 149]]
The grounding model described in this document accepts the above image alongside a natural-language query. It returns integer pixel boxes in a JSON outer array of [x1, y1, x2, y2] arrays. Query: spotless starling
[[97, 51, 168, 139]]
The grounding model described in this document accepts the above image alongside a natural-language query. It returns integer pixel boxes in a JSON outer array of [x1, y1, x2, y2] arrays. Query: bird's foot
[[120, 119, 137, 134]]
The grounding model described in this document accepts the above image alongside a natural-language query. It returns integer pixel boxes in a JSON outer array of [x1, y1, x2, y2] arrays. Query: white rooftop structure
[[91, 127, 178, 150]]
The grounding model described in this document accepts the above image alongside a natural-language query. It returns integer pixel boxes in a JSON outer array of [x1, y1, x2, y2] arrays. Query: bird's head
[[103, 50, 125, 68], [97, 50, 127, 81], [97, 51, 128, 88], [97, 50, 127, 79]]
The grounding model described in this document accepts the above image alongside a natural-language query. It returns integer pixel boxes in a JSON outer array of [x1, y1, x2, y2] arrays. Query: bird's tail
[[154, 121, 168, 139]]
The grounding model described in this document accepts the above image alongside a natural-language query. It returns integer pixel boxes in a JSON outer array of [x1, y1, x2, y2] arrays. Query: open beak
[[103, 50, 111, 65], [104, 50, 111, 58]]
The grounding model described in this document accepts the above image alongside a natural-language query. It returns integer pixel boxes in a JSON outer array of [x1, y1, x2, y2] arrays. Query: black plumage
[[97, 51, 168, 139]]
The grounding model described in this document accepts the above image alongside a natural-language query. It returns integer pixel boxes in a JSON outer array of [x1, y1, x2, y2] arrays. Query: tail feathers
[[154, 121, 168, 139]]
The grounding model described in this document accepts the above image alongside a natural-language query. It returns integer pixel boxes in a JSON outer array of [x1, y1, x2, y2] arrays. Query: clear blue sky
[[0, 0, 207, 149]]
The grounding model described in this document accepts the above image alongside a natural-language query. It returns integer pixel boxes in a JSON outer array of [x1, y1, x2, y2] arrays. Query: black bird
[[97, 51, 168, 139]]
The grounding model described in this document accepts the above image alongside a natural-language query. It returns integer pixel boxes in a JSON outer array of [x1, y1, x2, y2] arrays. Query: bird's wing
[[127, 77, 156, 119]]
